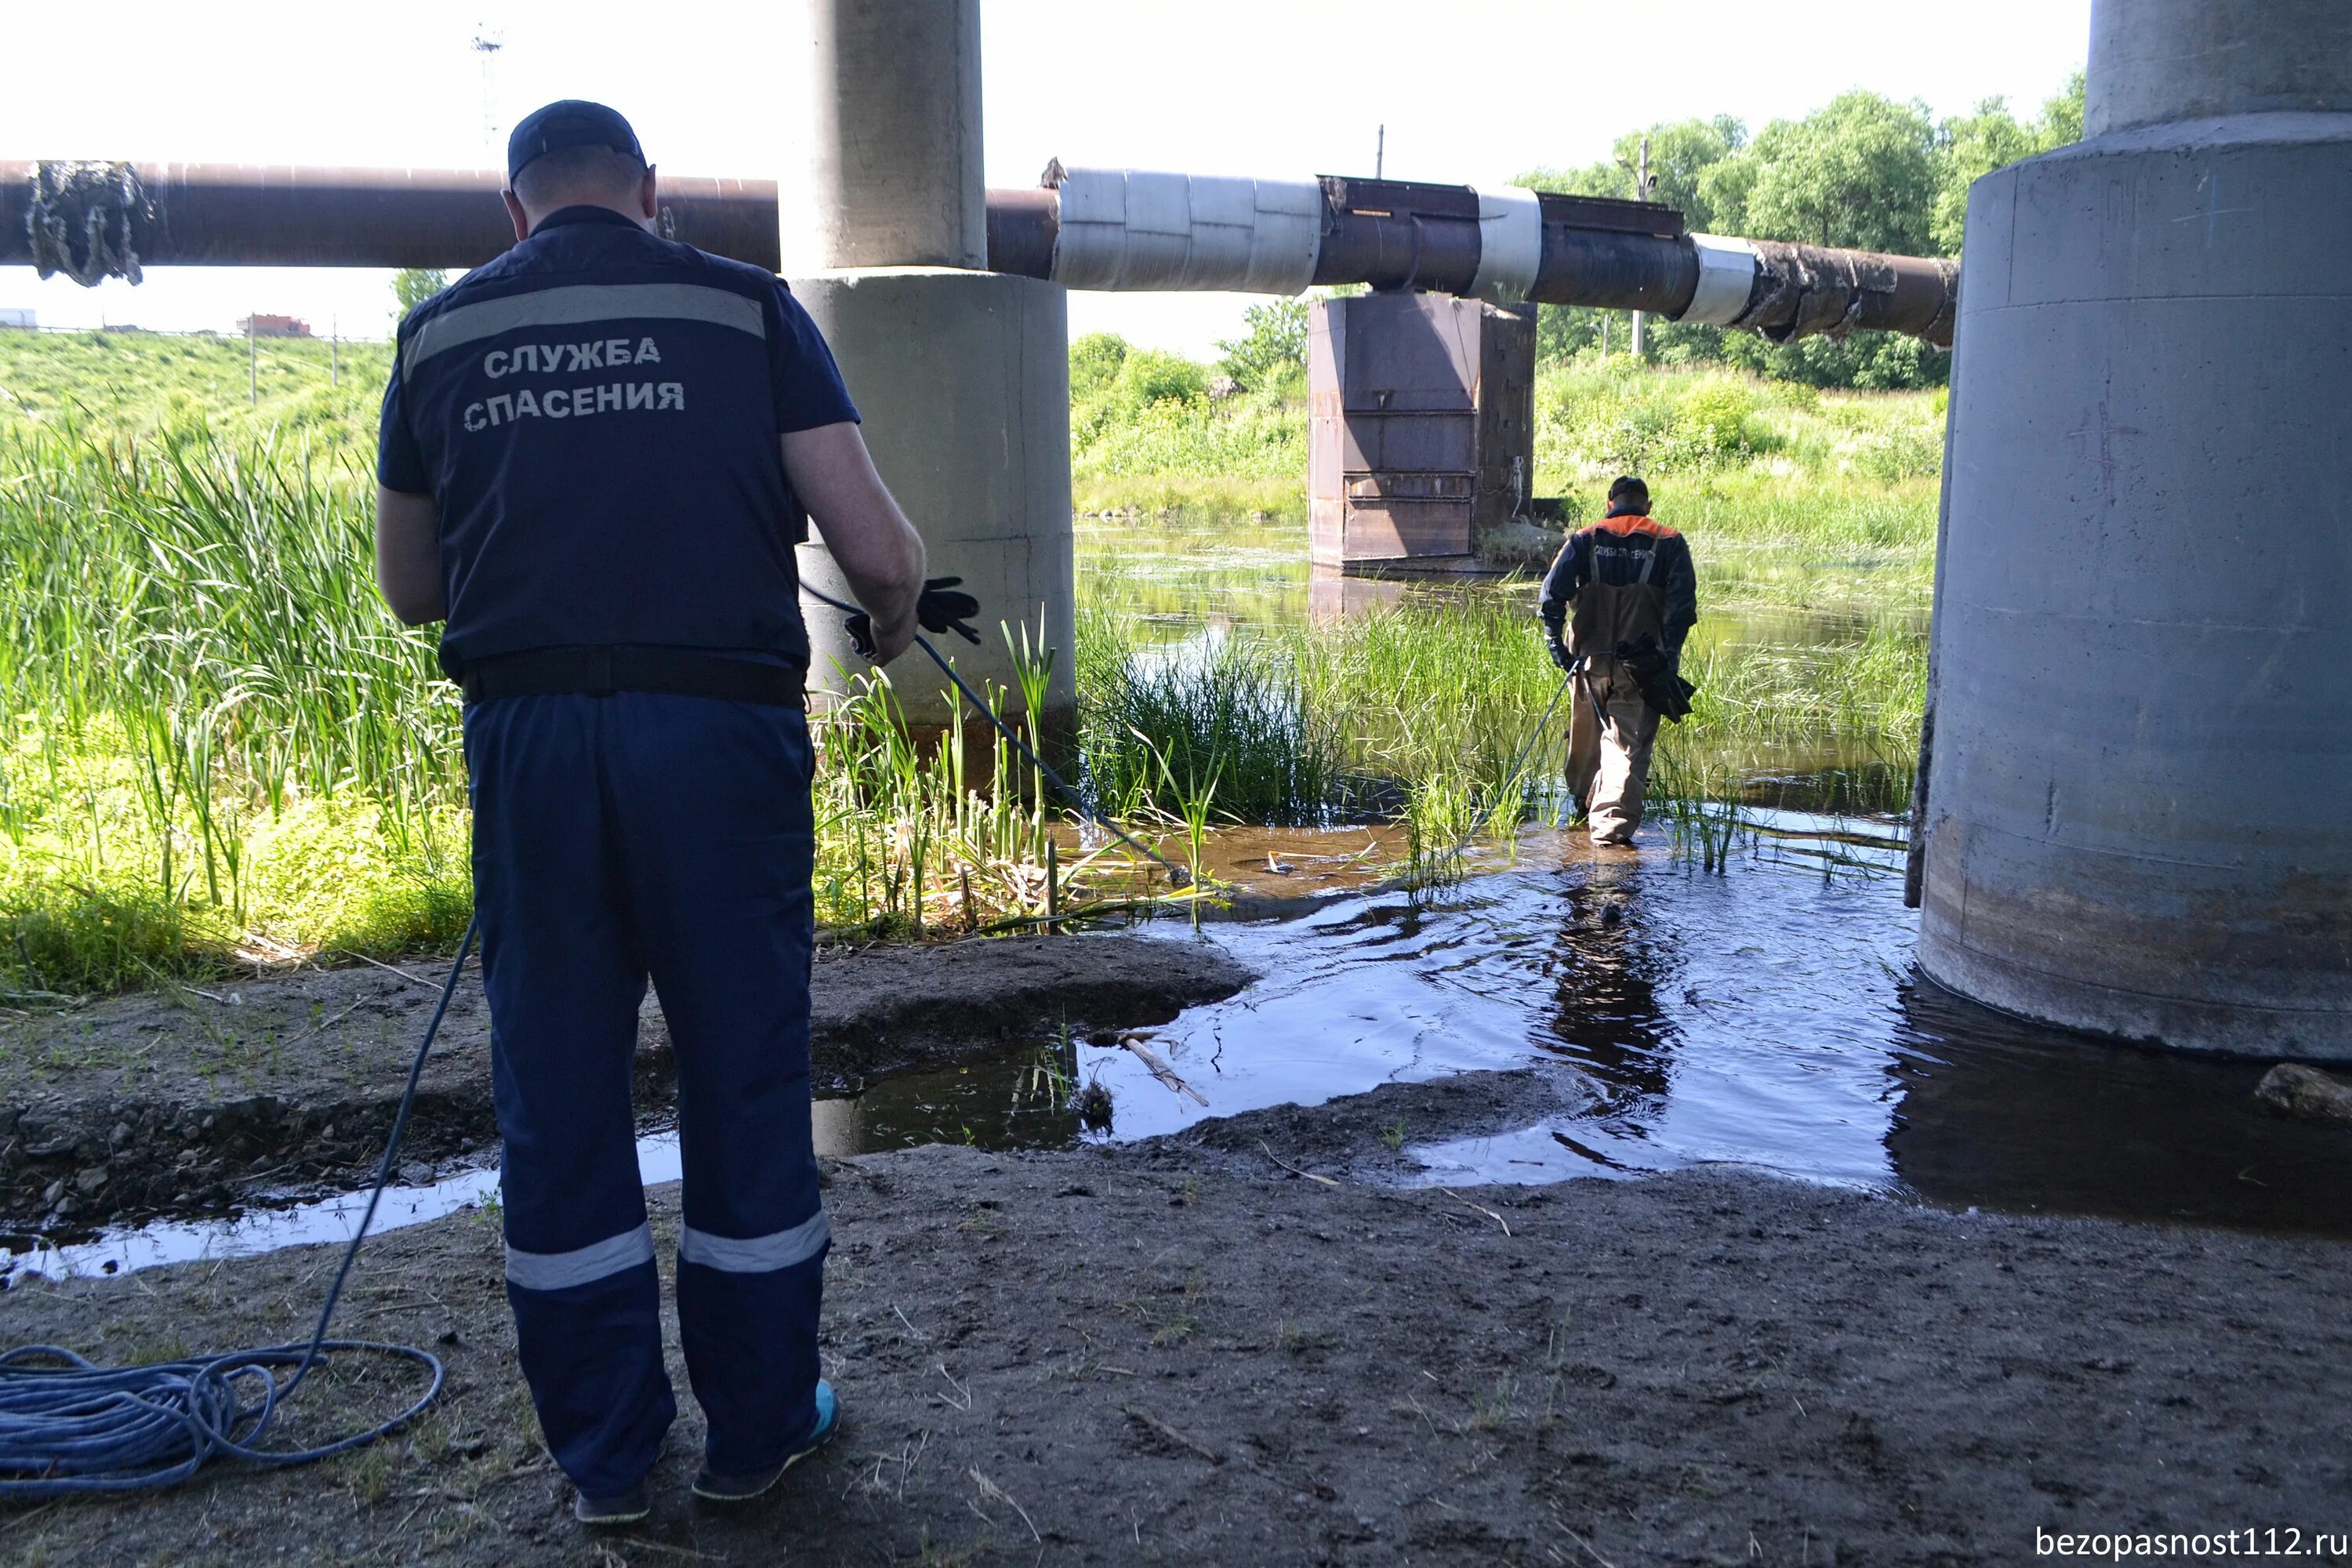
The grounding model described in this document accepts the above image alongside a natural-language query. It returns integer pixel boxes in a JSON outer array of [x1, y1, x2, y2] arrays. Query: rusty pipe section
[[4, 159, 1955, 347], [0, 161, 782, 274], [1298, 172, 1954, 347]]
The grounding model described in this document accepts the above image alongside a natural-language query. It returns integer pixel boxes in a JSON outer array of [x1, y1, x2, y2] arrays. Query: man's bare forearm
[[374, 486, 445, 625], [782, 424, 926, 663]]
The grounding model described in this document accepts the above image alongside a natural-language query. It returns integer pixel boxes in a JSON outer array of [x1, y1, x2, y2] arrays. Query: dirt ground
[[2, 1073, 2347, 1566], [0, 933, 1253, 1229]]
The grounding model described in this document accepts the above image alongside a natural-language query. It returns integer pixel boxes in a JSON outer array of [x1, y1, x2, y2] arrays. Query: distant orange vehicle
[[236, 313, 310, 336]]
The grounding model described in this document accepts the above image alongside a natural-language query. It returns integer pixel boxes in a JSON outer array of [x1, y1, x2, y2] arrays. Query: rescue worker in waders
[[1539, 476, 1698, 845], [372, 101, 928, 1526]]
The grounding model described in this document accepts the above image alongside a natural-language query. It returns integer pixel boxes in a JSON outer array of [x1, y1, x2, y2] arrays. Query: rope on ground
[[0, 922, 477, 1495], [27, 162, 145, 287]]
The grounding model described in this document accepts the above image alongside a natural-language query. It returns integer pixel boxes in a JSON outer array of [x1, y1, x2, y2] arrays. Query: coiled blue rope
[[0, 920, 477, 1496]]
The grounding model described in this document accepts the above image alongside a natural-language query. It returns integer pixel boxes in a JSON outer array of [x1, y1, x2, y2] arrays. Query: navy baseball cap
[[506, 100, 644, 183]]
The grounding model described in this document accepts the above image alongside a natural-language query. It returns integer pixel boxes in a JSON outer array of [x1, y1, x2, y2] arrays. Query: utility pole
[[472, 27, 506, 159], [247, 315, 257, 405], [1618, 134, 1655, 359], [1375, 124, 1385, 180], [329, 314, 339, 387]]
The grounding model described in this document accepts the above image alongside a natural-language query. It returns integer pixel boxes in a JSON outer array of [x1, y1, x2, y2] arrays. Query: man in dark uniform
[[1539, 476, 1698, 844], [374, 100, 927, 1526]]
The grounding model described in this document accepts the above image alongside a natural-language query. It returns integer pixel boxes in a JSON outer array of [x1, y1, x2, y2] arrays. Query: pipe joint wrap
[[1466, 186, 1542, 301], [1677, 234, 1759, 326], [1050, 168, 1322, 293]]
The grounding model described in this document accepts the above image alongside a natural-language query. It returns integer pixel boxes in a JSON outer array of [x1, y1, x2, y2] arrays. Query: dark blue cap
[[506, 100, 645, 183]]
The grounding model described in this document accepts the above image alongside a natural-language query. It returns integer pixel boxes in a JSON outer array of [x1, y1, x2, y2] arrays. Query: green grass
[[1074, 592, 1924, 839], [1072, 350, 1943, 614], [1, 327, 391, 445], [0, 330, 1931, 993]]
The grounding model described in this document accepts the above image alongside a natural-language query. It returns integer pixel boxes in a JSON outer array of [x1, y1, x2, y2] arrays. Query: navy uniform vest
[[378, 205, 859, 678]]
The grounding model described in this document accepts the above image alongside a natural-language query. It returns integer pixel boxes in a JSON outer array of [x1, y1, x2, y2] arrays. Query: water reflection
[[1887, 981, 2352, 1235], [1537, 862, 1681, 1121], [17, 812, 2344, 1284]]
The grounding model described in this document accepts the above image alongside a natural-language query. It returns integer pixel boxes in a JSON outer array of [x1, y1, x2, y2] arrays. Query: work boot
[[573, 1480, 652, 1526], [692, 1381, 840, 1503]]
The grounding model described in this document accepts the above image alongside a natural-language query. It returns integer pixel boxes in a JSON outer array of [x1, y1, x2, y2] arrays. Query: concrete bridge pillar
[[1917, 0, 2352, 1058], [781, 0, 1075, 733]]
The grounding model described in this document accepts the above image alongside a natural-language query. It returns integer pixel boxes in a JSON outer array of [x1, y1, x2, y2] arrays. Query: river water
[[13, 529, 2344, 1279]]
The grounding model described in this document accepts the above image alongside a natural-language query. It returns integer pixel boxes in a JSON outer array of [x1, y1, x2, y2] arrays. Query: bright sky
[[2, 0, 2090, 354]]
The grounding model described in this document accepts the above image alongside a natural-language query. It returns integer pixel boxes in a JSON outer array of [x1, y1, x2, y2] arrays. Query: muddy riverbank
[[2, 1134, 2346, 1566], [0, 933, 1251, 1229]]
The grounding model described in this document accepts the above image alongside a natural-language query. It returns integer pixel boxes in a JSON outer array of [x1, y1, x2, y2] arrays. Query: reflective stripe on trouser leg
[[507, 1221, 657, 1290], [681, 1210, 829, 1272], [466, 693, 677, 1499], [677, 1214, 830, 1472], [603, 692, 827, 1476]]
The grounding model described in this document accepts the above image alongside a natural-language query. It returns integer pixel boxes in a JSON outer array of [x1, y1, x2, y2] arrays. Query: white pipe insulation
[[1678, 234, 1762, 326], [1465, 185, 1542, 301], [1044, 167, 1775, 329], [1050, 168, 1323, 293]]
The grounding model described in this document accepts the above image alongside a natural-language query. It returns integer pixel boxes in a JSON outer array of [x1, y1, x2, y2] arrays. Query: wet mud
[[0, 934, 1253, 1231], [2, 1144, 2345, 1566]]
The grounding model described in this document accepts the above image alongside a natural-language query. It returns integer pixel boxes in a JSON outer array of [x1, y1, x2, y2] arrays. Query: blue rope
[[0, 920, 477, 1496]]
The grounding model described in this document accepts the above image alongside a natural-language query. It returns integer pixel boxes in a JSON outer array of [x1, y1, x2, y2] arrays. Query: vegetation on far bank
[[0, 173, 1946, 992], [1515, 77, 2085, 387]]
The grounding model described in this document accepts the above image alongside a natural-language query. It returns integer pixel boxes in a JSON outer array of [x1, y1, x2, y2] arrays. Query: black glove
[[1548, 638, 1574, 673], [916, 576, 982, 644], [842, 576, 984, 659]]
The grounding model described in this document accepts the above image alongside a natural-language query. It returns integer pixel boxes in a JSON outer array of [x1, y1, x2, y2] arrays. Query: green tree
[[1114, 347, 1208, 407], [1932, 99, 2039, 253], [1930, 74, 2088, 253], [2037, 71, 2086, 147], [1215, 298, 1309, 392], [1069, 332, 1130, 401], [391, 268, 449, 318], [1515, 118, 1748, 368], [1737, 92, 1940, 255]]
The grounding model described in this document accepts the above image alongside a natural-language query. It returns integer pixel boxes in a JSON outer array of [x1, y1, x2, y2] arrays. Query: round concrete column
[[779, 0, 985, 272], [793, 269, 1075, 732], [778, 0, 1075, 736], [2088, 0, 2352, 134], [1918, 0, 2352, 1057]]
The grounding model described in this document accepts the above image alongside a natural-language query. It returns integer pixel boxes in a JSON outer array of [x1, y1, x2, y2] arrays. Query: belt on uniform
[[459, 646, 807, 709]]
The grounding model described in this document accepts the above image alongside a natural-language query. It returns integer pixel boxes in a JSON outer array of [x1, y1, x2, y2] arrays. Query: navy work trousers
[[464, 691, 826, 1499]]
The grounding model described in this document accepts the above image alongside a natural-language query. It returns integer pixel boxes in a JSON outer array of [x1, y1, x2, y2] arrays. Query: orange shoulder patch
[[1594, 513, 1679, 539]]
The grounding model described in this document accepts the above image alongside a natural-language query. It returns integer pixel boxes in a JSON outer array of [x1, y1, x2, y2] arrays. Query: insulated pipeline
[[2, 159, 1958, 346]]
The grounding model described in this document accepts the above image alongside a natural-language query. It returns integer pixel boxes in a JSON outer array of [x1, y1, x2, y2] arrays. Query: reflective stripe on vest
[[405, 282, 767, 376]]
